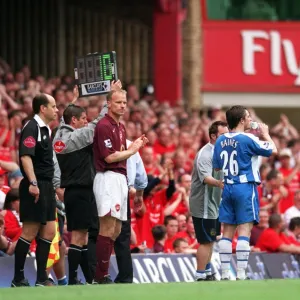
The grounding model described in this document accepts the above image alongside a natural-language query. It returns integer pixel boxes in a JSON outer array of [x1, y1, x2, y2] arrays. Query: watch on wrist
[[30, 180, 38, 186]]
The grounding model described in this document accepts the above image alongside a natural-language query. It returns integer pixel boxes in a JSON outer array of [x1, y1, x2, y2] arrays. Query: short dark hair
[[177, 174, 189, 183], [3, 188, 20, 210], [209, 121, 227, 139], [259, 163, 270, 174], [173, 238, 187, 249], [287, 139, 300, 148], [152, 225, 167, 241], [226, 105, 247, 130], [266, 169, 279, 181], [289, 217, 300, 231], [8, 110, 21, 120], [63, 104, 85, 125], [32, 94, 49, 114], [164, 215, 177, 226], [268, 213, 282, 228]]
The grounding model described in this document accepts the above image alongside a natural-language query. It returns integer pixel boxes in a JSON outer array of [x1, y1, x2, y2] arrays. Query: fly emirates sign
[[242, 30, 300, 85], [203, 24, 300, 92]]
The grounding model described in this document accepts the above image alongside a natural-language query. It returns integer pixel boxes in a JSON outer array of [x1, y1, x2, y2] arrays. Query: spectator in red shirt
[[163, 174, 191, 217], [250, 209, 269, 246], [145, 130, 157, 147], [284, 190, 300, 226], [21, 96, 33, 117], [0, 213, 16, 256], [278, 148, 300, 213], [257, 169, 287, 214], [141, 147, 160, 176], [152, 128, 176, 155], [163, 216, 186, 253], [285, 217, 300, 246], [173, 237, 197, 254], [173, 238, 189, 254], [177, 214, 187, 233], [177, 131, 196, 162], [173, 150, 192, 180], [271, 114, 299, 143], [8, 110, 23, 150], [259, 163, 272, 182], [0, 109, 13, 148], [256, 214, 300, 254], [186, 215, 199, 250], [0, 172, 10, 209], [145, 187, 169, 227], [0, 189, 36, 254], [144, 162, 176, 230], [2, 189, 21, 242]]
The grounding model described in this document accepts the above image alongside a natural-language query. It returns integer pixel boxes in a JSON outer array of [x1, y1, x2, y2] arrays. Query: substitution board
[[74, 51, 118, 97]]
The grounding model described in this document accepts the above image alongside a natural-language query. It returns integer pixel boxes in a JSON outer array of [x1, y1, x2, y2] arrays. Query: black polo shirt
[[19, 115, 54, 181]]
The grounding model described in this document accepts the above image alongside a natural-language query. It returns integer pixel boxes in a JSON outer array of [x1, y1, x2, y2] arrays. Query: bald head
[[32, 93, 57, 123]]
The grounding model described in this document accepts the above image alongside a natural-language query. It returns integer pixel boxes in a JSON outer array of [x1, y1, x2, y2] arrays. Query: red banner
[[203, 22, 300, 93]]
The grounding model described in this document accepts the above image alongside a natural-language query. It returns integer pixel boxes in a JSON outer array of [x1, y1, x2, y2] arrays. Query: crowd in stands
[[0, 58, 300, 258]]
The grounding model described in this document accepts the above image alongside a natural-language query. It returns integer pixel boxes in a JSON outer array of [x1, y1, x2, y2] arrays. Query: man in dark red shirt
[[250, 209, 269, 246], [93, 88, 147, 284]]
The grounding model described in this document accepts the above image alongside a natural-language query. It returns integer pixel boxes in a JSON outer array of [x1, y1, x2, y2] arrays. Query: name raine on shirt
[[221, 139, 238, 148]]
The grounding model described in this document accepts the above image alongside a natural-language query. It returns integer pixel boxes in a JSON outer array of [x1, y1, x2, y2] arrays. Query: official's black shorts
[[89, 198, 99, 232], [19, 178, 56, 224], [192, 216, 221, 244], [64, 186, 96, 232]]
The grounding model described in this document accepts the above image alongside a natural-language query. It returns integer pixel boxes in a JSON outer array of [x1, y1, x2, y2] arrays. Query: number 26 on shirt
[[220, 150, 239, 176]]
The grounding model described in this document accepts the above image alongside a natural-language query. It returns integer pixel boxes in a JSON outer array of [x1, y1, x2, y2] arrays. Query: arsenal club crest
[[115, 204, 120, 212]]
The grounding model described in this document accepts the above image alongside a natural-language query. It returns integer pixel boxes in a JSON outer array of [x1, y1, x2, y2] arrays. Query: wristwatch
[[30, 180, 38, 186]]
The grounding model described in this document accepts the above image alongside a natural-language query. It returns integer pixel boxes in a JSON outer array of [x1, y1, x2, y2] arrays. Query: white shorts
[[93, 171, 128, 221]]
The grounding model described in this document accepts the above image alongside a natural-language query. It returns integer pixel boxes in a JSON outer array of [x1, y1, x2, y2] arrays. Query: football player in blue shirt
[[213, 106, 278, 280]]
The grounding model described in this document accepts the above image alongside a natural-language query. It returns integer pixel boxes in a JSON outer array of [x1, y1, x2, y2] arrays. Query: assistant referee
[[12, 93, 58, 287]]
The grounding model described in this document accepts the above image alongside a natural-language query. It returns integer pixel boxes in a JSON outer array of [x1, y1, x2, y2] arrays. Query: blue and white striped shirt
[[213, 132, 273, 185]]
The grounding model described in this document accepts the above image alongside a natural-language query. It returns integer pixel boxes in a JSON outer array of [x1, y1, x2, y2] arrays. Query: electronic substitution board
[[74, 51, 118, 97]]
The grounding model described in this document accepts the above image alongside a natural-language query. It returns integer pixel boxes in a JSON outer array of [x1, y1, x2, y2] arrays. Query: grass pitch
[[0, 280, 299, 300]]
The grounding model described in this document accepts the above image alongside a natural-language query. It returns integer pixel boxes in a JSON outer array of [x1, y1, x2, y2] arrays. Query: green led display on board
[[102, 54, 113, 81], [75, 51, 118, 97]]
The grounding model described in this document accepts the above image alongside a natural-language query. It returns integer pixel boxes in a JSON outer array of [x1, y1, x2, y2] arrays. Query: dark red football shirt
[[93, 114, 127, 175]]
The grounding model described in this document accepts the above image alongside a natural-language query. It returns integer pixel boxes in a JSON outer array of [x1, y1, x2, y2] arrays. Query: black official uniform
[[52, 113, 104, 232], [19, 115, 56, 224]]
